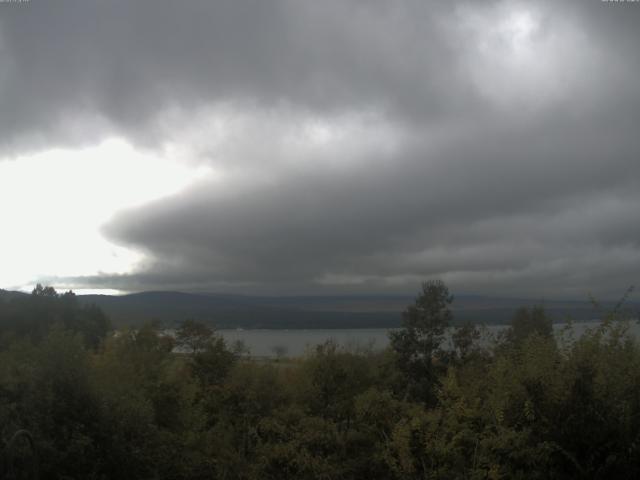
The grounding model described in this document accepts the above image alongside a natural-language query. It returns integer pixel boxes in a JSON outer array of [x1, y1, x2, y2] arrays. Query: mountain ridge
[[78, 290, 637, 328], [3, 288, 637, 329]]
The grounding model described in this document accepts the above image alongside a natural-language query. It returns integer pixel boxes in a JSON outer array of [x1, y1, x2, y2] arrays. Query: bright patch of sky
[[456, 2, 590, 109], [0, 138, 210, 292]]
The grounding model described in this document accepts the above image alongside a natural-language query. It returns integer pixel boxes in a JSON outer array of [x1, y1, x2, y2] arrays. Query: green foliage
[[0, 285, 111, 349], [302, 341, 374, 422], [191, 336, 238, 387], [389, 280, 453, 404], [451, 322, 483, 363], [175, 318, 214, 355], [505, 305, 553, 346], [1, 282, 640, 479]]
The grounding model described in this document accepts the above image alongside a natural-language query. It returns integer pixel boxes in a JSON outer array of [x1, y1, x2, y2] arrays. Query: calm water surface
[[219, 321, 640, 357]]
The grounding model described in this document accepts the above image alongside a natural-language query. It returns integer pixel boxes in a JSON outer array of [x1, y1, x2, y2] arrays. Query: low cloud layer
[[2, 0, 640, 298]]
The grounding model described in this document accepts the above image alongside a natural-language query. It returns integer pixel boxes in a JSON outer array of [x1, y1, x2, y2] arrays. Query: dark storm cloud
[[99, 113, 640, 297], [0, 0, 455, 153], [2, 0, 640, 297]]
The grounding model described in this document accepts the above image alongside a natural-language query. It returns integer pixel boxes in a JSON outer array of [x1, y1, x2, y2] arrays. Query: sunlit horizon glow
[[0, 107, 402, 295], [0, 138, 211, 293]]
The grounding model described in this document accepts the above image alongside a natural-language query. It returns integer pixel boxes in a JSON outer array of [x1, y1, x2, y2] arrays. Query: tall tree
[[389, 280, 453, 404], [506, 305, 552, 346], [175, 319, 214, 355]]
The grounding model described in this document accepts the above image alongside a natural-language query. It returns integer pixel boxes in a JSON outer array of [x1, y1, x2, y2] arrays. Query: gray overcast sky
[[1, 0, 639, 299]]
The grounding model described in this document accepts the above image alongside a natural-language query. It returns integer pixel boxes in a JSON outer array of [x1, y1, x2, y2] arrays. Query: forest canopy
[[0, 283, 639, 479]]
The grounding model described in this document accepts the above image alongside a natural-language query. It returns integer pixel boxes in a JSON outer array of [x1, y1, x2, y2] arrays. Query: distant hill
[[71, 291, 639, 329], [78, 291, 404, 329], [0, 289, 28, 301], [3, 288, 636, 329]]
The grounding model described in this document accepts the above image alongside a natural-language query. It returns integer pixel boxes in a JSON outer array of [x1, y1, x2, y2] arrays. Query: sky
[[0, 0, 639, 299]]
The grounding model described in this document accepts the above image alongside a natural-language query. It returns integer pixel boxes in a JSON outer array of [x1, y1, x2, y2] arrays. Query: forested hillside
[[1, 283, 639, 479]]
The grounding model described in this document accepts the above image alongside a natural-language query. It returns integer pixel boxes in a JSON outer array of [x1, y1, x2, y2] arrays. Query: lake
[[218, 320, 640, 357]]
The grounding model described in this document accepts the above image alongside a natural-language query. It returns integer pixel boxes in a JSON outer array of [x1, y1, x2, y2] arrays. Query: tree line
[[1, 281, 639, 479]]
